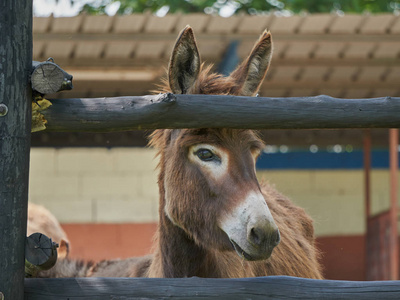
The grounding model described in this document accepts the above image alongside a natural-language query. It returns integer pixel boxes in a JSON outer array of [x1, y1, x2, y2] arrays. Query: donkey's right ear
[[168, 26, 200, 94]]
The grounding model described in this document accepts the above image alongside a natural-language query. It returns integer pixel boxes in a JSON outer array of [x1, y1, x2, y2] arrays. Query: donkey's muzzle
[[227, 220, 280, 261], [220, 190, 280, 261]]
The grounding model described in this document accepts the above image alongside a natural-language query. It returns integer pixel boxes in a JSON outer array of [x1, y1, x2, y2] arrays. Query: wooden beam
[[31, 60, 73, 94], [43, 74, 400, 94], [24, 276, 400, 300], [25, 233, 59, 278], [33, 32, 400, 43], [0, 0, 32, 299], [40, 94, 400, 132], [36, 57, 400, 71]]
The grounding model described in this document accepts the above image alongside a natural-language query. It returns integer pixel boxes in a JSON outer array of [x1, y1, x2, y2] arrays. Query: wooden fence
[[2, 1, 400, 299], [23, 276, 400, 299]]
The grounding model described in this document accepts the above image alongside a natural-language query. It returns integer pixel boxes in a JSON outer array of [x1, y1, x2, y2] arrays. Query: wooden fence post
[[0, 0, 32, 299]]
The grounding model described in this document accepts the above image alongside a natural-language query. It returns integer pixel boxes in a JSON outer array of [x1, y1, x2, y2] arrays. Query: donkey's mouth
[[230, 240, 254, 261]]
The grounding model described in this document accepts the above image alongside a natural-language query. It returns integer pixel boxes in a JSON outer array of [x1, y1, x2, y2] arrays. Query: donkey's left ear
[[229, 30, 272, 96], [168, 26, 201, 94]]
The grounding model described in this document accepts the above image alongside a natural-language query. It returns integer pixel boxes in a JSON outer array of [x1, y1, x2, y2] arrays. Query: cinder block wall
[[29, 148, 159, 224], [29, 147, 396, 237]]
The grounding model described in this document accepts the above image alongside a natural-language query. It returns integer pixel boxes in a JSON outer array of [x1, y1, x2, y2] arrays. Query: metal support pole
[[0, 0, 33, 299], [389, 128, 399, 280], [364, 129, 372, 219], [364, 129, 372, 280]]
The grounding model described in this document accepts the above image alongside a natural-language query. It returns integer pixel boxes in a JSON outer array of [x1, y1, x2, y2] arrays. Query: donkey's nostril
[[250, 227, 261, 245]]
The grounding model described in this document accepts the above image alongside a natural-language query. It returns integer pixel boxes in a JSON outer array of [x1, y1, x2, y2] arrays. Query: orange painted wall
[[62, 223, 371, 280], [62, 223, 157, 262]]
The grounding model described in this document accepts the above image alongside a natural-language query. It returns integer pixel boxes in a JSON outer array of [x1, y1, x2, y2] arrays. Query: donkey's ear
[[168, 26, 200, 94], [229, 30, 272, 96], [58, 239, 70, 259]]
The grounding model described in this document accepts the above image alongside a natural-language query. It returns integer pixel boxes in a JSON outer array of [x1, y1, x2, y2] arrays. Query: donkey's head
[[150, 26, 279, 261]]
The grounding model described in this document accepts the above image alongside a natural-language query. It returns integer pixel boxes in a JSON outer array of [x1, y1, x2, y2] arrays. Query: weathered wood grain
[[25, 233, 58, 278], [0, 1, 32, 299], [31, 60, 73, 94], [24, 276, 400, 300], [41, 94, 400, 132]]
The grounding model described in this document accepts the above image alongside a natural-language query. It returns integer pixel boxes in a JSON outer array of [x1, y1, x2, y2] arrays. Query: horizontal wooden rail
[[40, 94, 400, 132], [24, 276, 400, 299]]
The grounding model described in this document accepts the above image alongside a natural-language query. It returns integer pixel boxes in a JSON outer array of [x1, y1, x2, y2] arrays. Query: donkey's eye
[[195, 149, 216, 161]]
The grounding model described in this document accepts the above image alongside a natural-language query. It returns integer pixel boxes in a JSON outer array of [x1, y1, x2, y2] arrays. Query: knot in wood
[[161, 93, 177, 103]]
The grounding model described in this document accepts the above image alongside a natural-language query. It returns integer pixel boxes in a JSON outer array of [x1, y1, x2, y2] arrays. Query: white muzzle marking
[[220, 190, 276, 259]]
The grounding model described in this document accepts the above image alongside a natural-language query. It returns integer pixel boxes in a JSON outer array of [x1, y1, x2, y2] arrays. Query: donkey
[[145, 26, 322, 279], [37, 26, 322, 280]]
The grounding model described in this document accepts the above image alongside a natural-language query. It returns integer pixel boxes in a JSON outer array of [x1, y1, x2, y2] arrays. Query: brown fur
[[37, 255, 152, 278], [146, 27, 323, 279], [146, 131, 322, 278]]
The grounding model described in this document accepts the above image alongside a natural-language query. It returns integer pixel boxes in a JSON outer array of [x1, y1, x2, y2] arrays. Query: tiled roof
[[33, 13, 400, 99]]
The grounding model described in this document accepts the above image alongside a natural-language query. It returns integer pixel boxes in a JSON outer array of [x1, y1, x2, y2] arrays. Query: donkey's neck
[[149, 207, 222, 278], [147, 156, 219, 278], [148, 146, 251, 278]]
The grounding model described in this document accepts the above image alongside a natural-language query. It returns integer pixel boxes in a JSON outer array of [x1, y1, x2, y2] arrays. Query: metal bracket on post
[[0, 103, 8, 116]]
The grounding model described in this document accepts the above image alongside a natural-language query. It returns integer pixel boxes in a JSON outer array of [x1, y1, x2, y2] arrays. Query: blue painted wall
[[256, 150, 398, 170]]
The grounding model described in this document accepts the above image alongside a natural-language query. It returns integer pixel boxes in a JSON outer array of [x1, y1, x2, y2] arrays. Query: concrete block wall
[[29, 147, 159, 224], [29, 147, 397, 237]]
